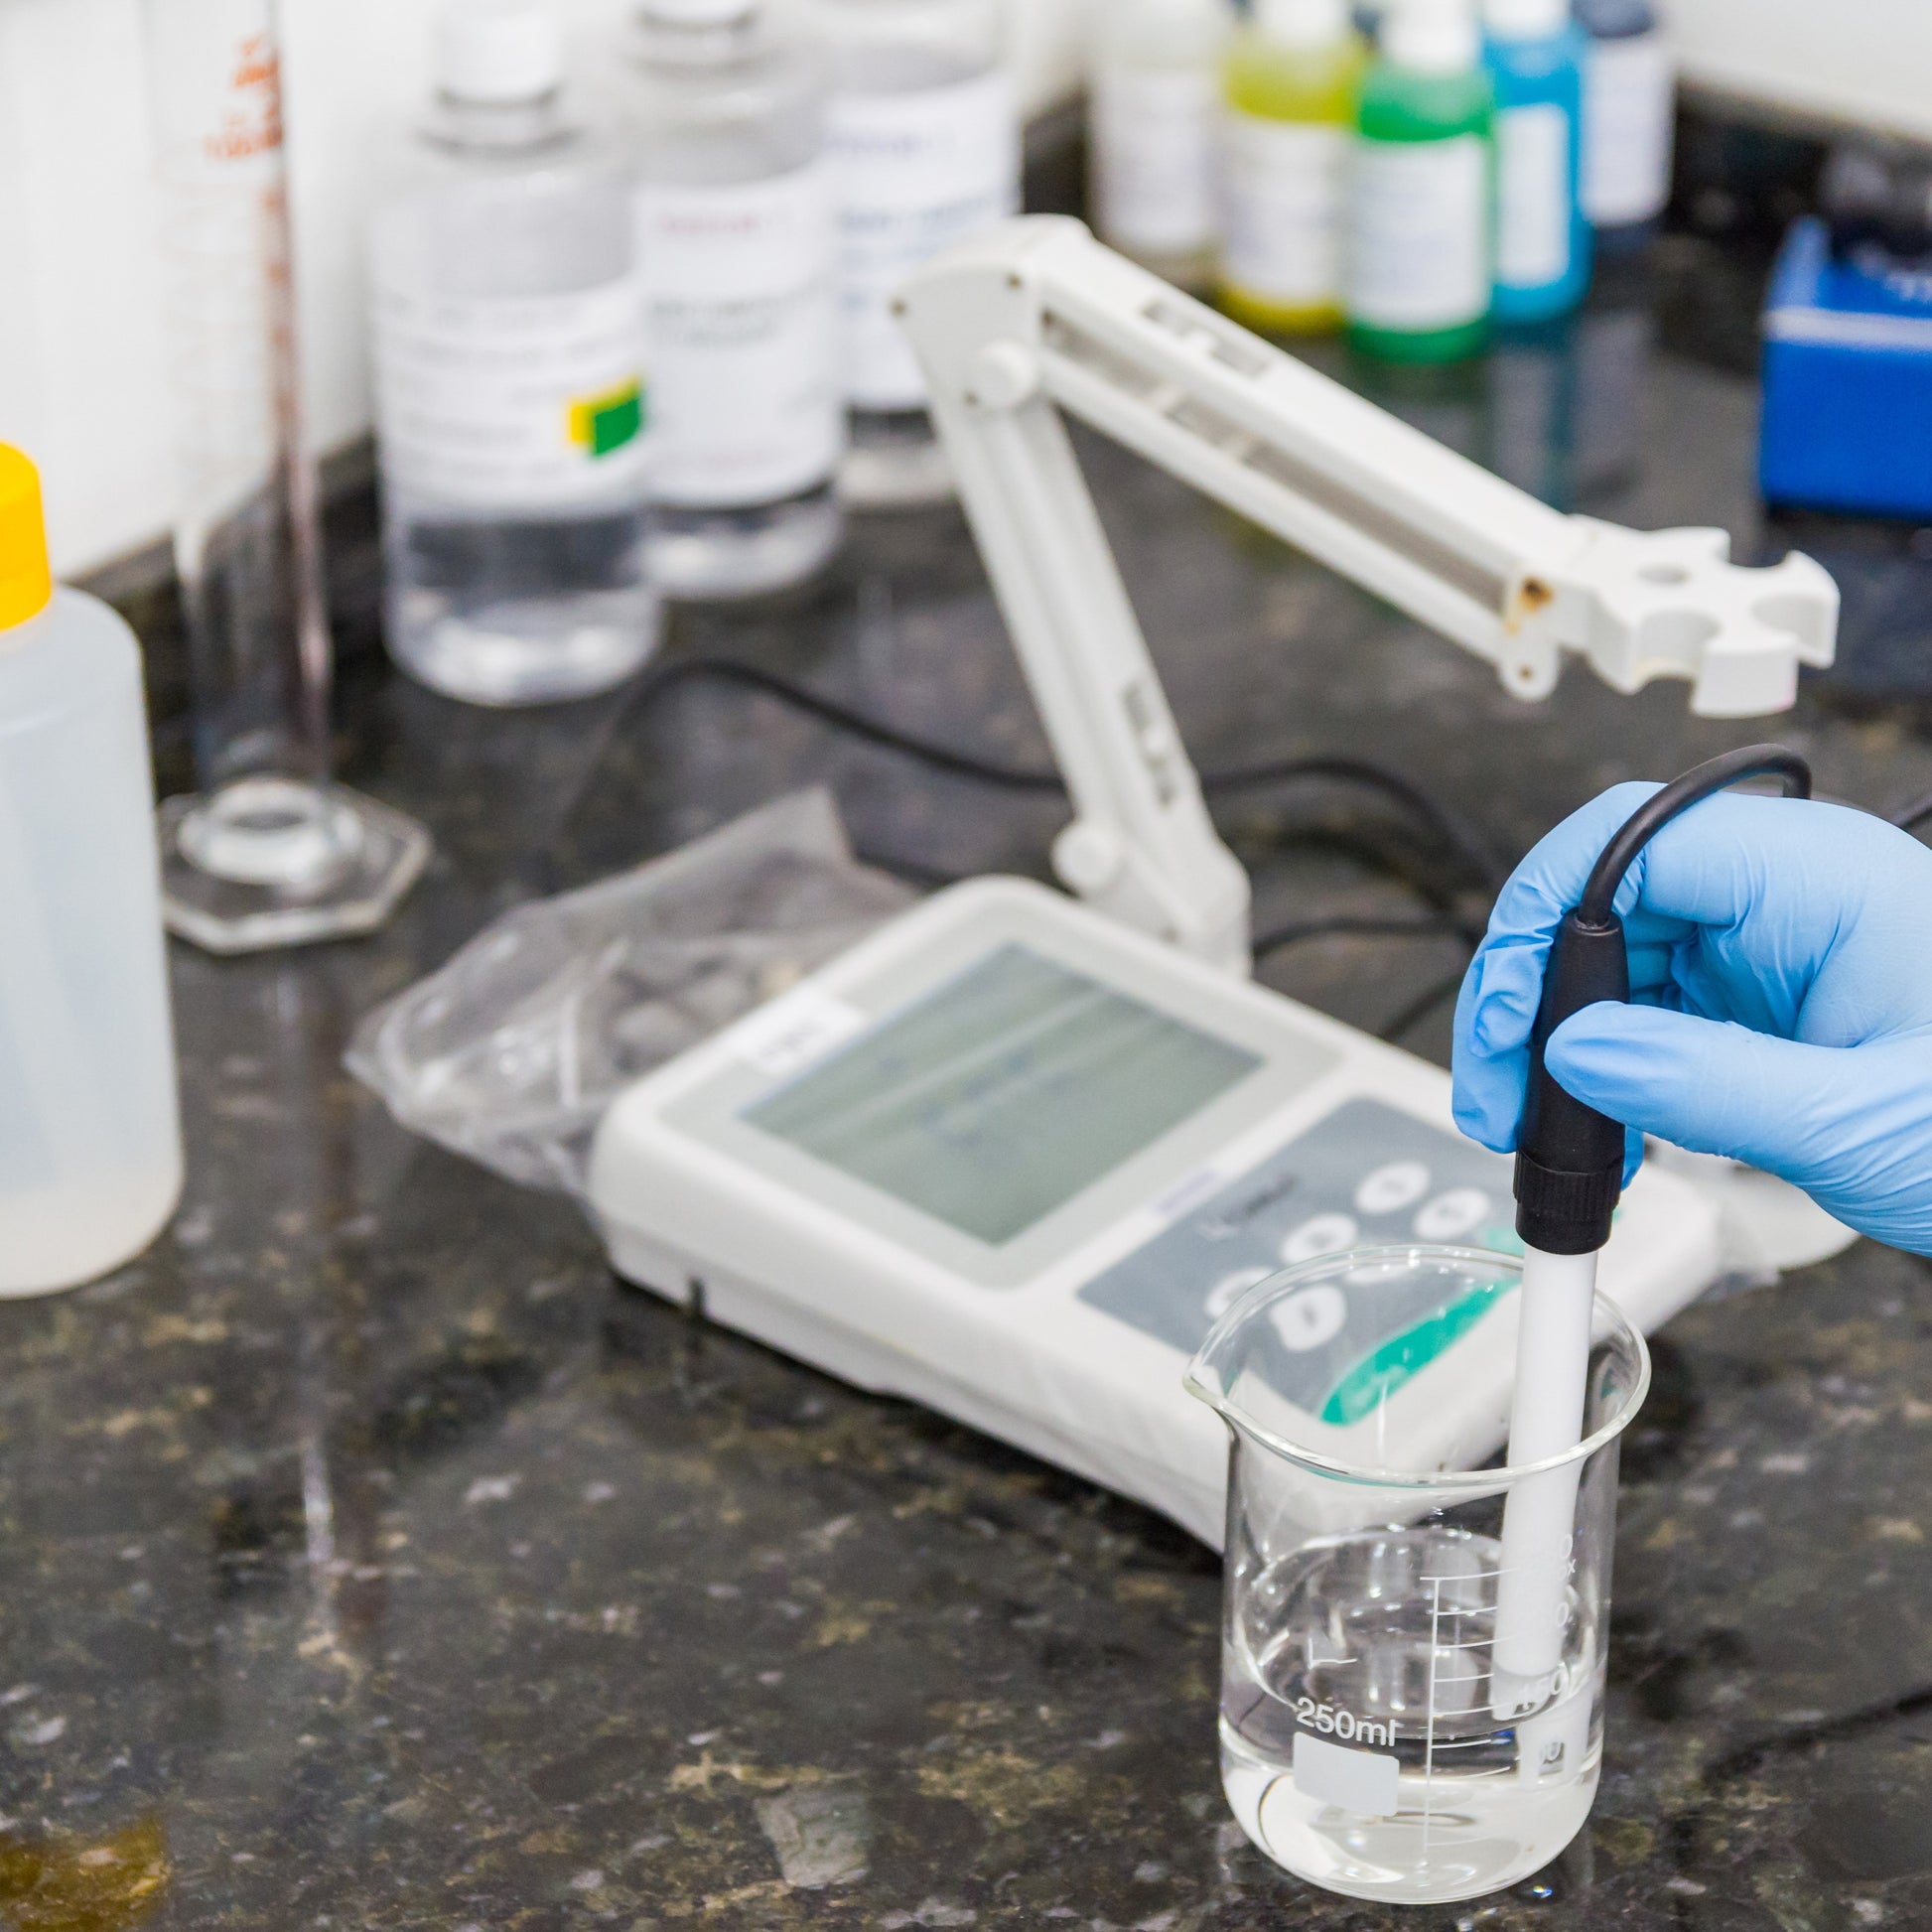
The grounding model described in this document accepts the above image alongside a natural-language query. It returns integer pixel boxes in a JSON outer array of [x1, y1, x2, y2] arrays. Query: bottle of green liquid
[[1345, 0, 1495, 362], [1219, 0, 1367, 336]]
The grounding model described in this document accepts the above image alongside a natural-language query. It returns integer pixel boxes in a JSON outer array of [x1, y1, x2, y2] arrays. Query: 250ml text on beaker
[[1295, 1699, 1393, 1747]]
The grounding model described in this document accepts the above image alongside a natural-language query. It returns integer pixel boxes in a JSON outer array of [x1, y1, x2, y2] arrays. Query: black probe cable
[[1514, 745, 1813, 1254]]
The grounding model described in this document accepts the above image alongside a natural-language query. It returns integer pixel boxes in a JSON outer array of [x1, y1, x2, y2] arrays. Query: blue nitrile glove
[[1453, 784, 1932, 1255]]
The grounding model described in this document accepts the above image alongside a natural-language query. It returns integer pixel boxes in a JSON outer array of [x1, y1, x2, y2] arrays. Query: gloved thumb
[[1546, 1002, 1851, 1179]]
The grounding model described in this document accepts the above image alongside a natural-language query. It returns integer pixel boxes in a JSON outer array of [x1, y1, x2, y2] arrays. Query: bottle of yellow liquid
[[1218, 0, 1368, 335]]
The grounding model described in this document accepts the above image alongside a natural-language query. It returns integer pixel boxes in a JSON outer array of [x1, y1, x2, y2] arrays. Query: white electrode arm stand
[[897, 218, 1840, 976]]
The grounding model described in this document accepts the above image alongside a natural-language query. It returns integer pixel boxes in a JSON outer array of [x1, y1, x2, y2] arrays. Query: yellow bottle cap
[[0, 445, 55, 630]]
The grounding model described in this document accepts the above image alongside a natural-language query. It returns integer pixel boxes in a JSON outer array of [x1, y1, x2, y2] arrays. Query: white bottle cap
[[1255, 0, 1349, 46], [1383, 0, 1480, 72], [1483, 0, 1571, 38], [435, 0, 563, 103], [639, 0, 757, 23]]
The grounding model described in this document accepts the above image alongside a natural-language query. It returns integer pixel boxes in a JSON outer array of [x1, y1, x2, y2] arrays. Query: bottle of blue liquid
[[1482, 0, 1589, 324]]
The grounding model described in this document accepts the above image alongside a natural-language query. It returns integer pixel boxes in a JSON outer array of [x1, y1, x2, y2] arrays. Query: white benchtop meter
[[591, 880, 1722, 1546]]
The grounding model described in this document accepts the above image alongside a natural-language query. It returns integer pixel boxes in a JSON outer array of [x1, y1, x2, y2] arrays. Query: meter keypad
[[1079, 1100, 1518, 1407]]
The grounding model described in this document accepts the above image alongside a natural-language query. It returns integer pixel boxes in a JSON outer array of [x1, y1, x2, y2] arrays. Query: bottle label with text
[[1496, 102, 1573, 290], [373, 275, 647, 509], [827, 69, 1022, 412], [636, 162, 844, 508], [1222, 114, 1347, 310], [1347, 135, 1490, 333], [1583, 32, 1673, 227], [1093, 67, 1221, 258]]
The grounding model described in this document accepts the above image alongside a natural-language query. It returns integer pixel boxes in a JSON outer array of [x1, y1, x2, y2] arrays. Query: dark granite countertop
[[9, 224, 1932, 1932]]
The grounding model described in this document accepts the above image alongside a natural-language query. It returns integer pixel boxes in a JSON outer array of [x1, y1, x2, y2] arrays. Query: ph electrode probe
[[1494, 745, 1815, 1721]]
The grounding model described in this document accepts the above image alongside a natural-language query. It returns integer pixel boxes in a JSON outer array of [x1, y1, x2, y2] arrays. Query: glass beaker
[[1186, 1245, 1649, 1906]]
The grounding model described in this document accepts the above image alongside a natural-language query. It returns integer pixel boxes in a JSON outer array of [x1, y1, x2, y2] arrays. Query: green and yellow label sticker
[[569, 379, 646, 460]]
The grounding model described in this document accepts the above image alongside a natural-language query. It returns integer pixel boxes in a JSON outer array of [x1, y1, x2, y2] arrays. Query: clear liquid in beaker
[[1219, 1527, 1600, 1904]]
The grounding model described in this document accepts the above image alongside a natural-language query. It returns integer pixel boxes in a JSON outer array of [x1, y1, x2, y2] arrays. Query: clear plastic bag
[[347, 790, 917, 1195]]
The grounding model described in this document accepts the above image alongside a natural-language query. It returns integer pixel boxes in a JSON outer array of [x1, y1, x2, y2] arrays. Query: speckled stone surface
[[7, 234, 1932, 1931]]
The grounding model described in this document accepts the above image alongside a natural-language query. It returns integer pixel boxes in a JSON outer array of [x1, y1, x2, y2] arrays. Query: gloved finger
[[1554, 1009, 1932, 1253], [1451, 943, 1543, 1151], [1454, 779, 1687, 1150], [1546, 1002, 1856, 1179], [1621, 795, 1932, 1042]]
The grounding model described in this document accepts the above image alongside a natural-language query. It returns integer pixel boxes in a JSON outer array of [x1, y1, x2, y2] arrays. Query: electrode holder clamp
[[1514, 746, 1816, 1255]]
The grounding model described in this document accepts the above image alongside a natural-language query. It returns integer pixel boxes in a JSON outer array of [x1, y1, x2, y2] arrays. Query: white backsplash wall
[[1672, 0, 1932, 143], [4, 0, 1929, 578], [0, 0, 1090, 578]]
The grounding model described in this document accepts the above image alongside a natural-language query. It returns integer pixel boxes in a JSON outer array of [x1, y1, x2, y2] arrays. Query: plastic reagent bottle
[[1345, 0, 1495, 363], [0, 448, 184, 1298], [623, 0, 846, 599], [1090, 0, 1234, 291], [1483, 0, 1590, 323], [1219, 0, 1367, 335], [815, 0, 1022, 508], [1576, 0, 1674, 237], [369, 0, 659, 706]]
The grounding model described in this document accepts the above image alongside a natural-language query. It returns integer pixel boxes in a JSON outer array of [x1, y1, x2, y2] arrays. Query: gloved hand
[[1453, 784, 1932, 1255]]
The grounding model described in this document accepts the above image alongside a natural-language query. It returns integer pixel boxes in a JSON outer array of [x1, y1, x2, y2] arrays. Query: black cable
[[1578, 746, 1814, 927], [1206, 755, 1502, 890], [1888, 787, 1932, 835], [1253, 913, 1467, 958], [1253, 916, 1475, 1045], [1377, 969, 1470, 1045], [626, 656, 1502, 891], [625, 656, 1062, 793]]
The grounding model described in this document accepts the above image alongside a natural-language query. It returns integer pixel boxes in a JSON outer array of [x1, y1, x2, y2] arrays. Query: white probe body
[[1492, 1245, 1599, 1721]]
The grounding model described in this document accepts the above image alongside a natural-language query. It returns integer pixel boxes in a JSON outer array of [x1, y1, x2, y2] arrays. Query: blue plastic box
[[1761, 217, 1932, 519]]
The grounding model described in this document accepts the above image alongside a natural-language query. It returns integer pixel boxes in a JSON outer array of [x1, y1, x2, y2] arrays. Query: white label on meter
[[727, 990, 870, 1080], [1584, 32, 1674, 227], [1347, 134, 1490, 333], [636, 164, 844, 509], [827, 69, 1022, 411], [1221, 115, 1347, 309], [1093, 67, 1221, 256], [1496, 102, 1572, 290], [372, 275, 646, 509]]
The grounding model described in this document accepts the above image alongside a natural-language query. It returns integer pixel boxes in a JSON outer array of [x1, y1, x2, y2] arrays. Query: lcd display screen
[[744, 945, 1262, 1245]]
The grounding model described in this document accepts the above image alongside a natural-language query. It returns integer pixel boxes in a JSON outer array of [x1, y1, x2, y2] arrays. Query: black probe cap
[[1514, 909, 1632, 1256]]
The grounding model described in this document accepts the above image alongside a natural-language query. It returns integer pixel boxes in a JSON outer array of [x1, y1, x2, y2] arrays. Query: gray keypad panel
[[1078, 1101, 1520, 1412]]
